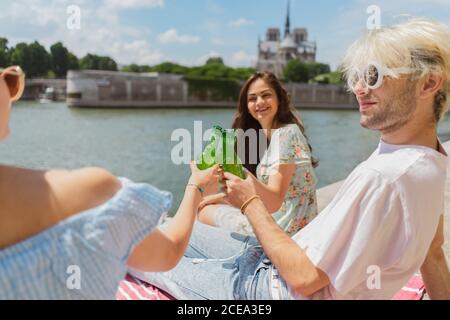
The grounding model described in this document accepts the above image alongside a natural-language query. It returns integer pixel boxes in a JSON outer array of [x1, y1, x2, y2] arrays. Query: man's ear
[[419, 73, 445, 99]]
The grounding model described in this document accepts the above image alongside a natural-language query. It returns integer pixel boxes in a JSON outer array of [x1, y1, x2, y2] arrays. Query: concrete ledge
[[316, 180, 344, 213]]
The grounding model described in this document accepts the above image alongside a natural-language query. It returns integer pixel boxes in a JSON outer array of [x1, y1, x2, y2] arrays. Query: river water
[[1, 101, 449, 214]]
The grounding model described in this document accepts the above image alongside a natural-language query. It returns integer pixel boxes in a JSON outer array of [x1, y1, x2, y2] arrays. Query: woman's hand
[[222, 171, 258, 209], [188, 162, 220, 196]]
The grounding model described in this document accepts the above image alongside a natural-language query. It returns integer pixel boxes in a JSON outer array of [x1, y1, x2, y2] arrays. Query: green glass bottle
[[197, 126, 221, 171], [197, 125, 246, 179]]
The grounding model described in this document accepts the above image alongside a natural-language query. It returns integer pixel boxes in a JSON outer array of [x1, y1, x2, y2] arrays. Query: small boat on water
[[39, 87, 56, 103]]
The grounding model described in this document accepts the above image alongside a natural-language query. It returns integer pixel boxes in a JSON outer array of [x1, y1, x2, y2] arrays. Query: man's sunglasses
[[0, 66, 25, 102], [348, 62, 416, 92]]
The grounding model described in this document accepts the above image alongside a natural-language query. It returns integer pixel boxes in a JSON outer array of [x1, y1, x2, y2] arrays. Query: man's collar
[[437, 139, 448, 156], [379, 139, 448, 157]]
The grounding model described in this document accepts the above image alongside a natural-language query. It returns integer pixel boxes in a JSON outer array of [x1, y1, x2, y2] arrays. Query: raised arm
[[127, 163, 220, 272], [420, 215, 450, 300], [250, 164, 295, 213]]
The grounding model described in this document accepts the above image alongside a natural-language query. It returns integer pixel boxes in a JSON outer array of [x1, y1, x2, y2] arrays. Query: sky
[[1, 0, 449, 70]]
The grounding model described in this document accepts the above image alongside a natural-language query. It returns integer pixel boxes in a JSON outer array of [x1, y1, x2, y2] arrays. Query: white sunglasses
[[348, 62, 416, 92]]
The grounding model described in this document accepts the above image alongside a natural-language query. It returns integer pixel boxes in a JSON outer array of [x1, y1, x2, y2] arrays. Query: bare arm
[[44, 167, 122, 220], [223, 172, 330, 297], [127, 186, 201, 272], [420, 215, 450, 300], [251, 164, 295, 213], [0, 165, 121, 249], [245, 199, 330, 296], [127, 163, 220, 272]]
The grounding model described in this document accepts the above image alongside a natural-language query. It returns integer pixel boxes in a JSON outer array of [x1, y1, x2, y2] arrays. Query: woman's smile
[[256, 106, 271, 116]]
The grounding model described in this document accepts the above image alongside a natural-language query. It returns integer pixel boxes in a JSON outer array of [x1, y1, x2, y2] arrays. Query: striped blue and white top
[[0, 178, 172, 300]]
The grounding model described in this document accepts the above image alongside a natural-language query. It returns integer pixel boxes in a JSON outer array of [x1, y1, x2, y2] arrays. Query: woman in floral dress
[[198, 71, 319, 236]]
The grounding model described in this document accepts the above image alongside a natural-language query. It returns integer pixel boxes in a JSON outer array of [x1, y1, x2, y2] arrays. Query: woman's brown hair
[[232, 71, 318, 176]]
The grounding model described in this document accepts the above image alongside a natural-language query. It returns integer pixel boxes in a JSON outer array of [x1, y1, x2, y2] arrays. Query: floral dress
[[214, 124, 318, 236]]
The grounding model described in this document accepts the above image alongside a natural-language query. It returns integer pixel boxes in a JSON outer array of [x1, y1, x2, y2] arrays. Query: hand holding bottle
[[188, 161, 221, 196], [197, 126, 246, 179]]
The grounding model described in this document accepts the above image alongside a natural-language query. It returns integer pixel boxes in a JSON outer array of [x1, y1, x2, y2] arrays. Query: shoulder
[[361, 148, 440, 184], [46, 167, 122, 216], [340, 147, 445, 215], [341, 166, 393, 195], [278, 123, 303, 136], [45, 167, 121, 194], [276, 124, 307, 145], [0, 165, 121, 219], [330, 166, 400, 219]]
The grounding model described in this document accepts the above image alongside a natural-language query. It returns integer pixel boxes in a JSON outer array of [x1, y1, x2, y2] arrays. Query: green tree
[[313, 71, 345, 85], [151, 62, 189, 74], [50, 42, 71, 77], [122, 64, 142, 73], [185, 62, 235, 80], [120, 60, 254, 81], [121, 64, 153, 73], [68, 52, 80, 71], [80, 54, 117, 71], [138, 65, 152, 73], [80, 54, 99, 69], [98, 56, 118, 71], [206, 57, 224, 65], [10, 41, 51, 78], [283, 59, 309, 83], [306, 63, 331, 80], [9, 43, 30, 73], [204, 63, 232, 78], [0, 37, 10, 67], [29, 41, 51, 77], [230, 67, 256, 80]]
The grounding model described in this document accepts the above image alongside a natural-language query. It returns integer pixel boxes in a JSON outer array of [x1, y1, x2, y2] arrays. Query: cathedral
[[256, 1, 317, 78]]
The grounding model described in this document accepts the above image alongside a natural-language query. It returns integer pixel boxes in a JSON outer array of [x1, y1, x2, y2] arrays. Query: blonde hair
[[341, 18, 450, 122]]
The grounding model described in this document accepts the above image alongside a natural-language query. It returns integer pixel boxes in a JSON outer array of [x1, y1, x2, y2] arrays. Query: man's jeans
[[129, 222, 290, 300]]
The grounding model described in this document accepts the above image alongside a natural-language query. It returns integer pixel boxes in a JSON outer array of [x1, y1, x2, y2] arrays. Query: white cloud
[[104, 0, 164, 9], [1, 0, 448, 71], [229, 50, 256, 67], [229, 18, 253, 28], [158, 29, 200, 44], [315, 0, 450, 70], [110, 40, 163, 65], [0, 0, 165, 66], [0, 0, 77, 27]]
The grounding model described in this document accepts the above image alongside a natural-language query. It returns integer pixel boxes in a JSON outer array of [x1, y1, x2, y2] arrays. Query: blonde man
[[134, 18, 450, 300]]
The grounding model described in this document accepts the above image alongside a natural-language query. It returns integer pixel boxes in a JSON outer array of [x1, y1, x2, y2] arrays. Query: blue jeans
[[129, 222, 287, 300]]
